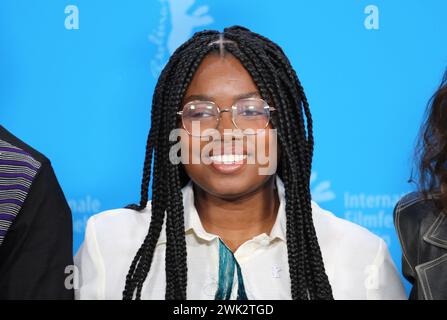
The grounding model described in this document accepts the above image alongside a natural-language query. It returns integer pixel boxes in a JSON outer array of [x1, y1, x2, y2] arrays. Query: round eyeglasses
[[177, 97, 276, 137]]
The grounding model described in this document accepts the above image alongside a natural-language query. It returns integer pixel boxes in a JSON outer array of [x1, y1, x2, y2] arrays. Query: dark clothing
[[0, 125, 74, 299], [394, 192, 447, 300]]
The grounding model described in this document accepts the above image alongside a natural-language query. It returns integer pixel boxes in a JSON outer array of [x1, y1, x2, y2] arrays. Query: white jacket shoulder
[[311, 201, 406, 299], [311, 200, 383, 253], [74, 202, 154, 300]]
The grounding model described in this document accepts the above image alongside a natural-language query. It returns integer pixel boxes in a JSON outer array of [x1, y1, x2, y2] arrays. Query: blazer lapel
[[423, 213, 447, 249]]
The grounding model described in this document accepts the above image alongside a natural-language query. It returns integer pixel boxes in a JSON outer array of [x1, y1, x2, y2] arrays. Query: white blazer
[[74, 175, 406, 300]]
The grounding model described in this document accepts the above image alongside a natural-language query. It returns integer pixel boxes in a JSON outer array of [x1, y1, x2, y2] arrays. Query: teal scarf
[[214, 238, 248, 300]]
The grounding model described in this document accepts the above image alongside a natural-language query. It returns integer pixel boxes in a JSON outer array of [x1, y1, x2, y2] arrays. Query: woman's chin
[[205, 175, 271, 200]]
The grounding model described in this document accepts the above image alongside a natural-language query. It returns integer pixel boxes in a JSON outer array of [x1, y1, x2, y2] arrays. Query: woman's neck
[[193, 175, 280, 252]]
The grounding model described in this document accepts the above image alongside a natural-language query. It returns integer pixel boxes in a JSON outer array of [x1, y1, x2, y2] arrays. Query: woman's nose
[[216, 110, 236, 134]]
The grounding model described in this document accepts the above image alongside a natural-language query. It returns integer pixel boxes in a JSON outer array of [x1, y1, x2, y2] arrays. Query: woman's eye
[[190, 111, 214, 118], [241, 109, 262, 116]]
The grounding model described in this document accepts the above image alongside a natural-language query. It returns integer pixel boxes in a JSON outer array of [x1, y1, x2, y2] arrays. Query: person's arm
[[365, 238, 407, 300], [0, 160, 74, 299]]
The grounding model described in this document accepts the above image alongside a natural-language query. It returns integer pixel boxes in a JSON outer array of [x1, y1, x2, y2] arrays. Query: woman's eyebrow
[[183, 91, 261, 104], [235, 91, 261, 100], [183, 94, 213, 103]]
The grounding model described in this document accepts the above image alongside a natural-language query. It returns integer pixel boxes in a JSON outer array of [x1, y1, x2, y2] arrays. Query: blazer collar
[[423, 211, 447, 250]]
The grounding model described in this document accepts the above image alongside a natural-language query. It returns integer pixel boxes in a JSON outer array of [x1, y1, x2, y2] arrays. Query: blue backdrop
[[1, 0, 447, 297]]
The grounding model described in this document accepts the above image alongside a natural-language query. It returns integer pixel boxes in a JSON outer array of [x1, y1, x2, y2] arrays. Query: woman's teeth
[[210, 154, 247, 164]]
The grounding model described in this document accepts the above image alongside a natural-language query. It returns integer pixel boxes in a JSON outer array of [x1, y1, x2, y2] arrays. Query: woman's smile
[[209, 153, 247, 174]]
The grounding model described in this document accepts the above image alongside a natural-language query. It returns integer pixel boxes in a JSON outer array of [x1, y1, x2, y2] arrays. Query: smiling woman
[[74, 26, 406, 300]]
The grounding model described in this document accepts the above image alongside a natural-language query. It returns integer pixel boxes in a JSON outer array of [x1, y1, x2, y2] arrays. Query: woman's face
[[179, 52, 278, 199]]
